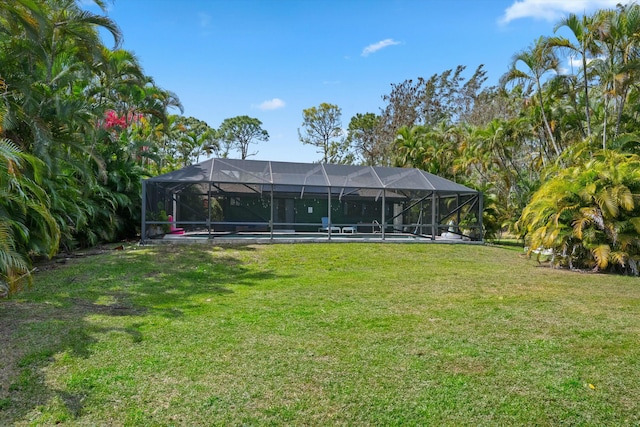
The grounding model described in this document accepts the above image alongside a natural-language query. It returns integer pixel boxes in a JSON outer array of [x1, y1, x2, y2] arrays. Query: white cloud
[[256, 98, 286, 111], [361, 38, 401, 57], [499, 0, 631, 24], [566, 55, 600, 71], [569, 57, 582, 68]]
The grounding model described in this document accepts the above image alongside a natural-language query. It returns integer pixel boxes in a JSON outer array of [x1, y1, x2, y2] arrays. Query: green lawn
[[1, 243, 639, 426]]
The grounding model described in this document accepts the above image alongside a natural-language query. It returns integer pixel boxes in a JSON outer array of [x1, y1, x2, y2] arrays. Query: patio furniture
[[319, 217, 340, 233], [167, 215, 184, 234]]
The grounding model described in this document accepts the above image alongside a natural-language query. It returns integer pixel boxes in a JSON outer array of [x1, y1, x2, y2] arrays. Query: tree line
[[301, 5, 640, 276], [0, 1, 280, 295], [3, 1, 640, 296]]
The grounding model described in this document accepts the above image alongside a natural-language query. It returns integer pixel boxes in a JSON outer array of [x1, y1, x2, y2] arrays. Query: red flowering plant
[[104, 110, 128, 129]]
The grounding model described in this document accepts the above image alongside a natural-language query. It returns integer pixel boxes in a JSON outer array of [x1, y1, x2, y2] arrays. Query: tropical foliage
[[519, 149, 640, 273], [0, 0, 219, 294], [376, 4, 640, 274]]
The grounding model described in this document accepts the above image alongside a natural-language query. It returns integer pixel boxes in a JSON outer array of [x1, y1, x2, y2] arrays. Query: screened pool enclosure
[[142, 158, 483, 243]]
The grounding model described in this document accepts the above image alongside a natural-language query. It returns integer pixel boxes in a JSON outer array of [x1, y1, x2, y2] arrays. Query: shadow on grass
[[487, 239, 525, 248], [0, 298, 146, 422], [0, 244, 282, 424]]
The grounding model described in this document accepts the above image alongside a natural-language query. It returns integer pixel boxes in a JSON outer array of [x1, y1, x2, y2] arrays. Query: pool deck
[[147, 231, 483, 245]]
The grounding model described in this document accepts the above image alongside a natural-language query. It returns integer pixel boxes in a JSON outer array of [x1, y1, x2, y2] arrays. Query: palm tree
[[501, 37, 563, 158], [421, 122, 461, 179], [91, 47, 148, 113], [519, 149, 640, 274], [174, 116, 218, 166], [0, 0, 43, 39], [609, 4, 640, 138], [0, 139, 60, 295], [394, 125, 428, 168], [37, 0, 122, 84], [457, 118, 538, 233], [588, 5, 640, 147], [550, 13, 601, 138]]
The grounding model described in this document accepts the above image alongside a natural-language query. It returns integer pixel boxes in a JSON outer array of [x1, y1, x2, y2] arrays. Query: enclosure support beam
[[438, 195, 476, 226], [389, 192, 432, 225], [431, 192, 437, 240], [479, 192, 484, 242], [327, 186, 332, 241], [452, 194, 481, 240], [381, 190, 386, 240], [270, 184, 274, 241], [208, 182, 212, 238], [172, 194, 177, 224], [141, 180, 147, 244]]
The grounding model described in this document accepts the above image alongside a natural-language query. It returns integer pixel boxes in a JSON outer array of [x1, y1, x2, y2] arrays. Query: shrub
[[518, 150, 640, 274]]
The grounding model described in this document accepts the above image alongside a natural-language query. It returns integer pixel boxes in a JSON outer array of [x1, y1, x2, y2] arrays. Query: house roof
[[146, 158, 477, 194]]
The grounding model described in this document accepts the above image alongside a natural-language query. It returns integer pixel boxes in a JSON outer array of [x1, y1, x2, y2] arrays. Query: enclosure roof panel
[[147, 158, 477, 193], [150, 160, 213, 182], [210, 158, 272, 184], [269, 160, 328, 187]]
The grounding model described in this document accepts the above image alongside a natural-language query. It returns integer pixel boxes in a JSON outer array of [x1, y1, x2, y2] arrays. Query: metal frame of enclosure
[[141, 158, 483, 243]]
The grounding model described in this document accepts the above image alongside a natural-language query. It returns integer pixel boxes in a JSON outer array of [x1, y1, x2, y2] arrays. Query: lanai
[[142, 158, 483, 242]]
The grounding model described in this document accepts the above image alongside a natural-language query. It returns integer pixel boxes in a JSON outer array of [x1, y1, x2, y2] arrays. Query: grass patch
[[1, 243, 639, 425]]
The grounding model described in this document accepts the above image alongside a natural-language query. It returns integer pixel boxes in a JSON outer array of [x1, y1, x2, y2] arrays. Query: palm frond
[[592, 244, 611, 270]]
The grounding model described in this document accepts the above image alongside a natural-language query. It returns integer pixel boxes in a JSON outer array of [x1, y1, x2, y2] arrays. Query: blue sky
[[91, 0, 628, 163]]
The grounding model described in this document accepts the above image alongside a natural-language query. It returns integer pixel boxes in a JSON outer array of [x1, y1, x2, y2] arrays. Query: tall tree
[[379, 65, 489, 134], [347, 113, 383, 165], [175, 116, 218, 165], [550, 13, 601, 138], [37, 0, 122, 84], [591, 4, 640, 144], [217, 115, 268, 160], [501, 37, 562, 158], [299, 103, 352, 164]]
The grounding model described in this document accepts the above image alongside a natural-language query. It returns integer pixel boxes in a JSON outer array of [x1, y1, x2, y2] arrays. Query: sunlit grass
[[1, 243, 639, 425]]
